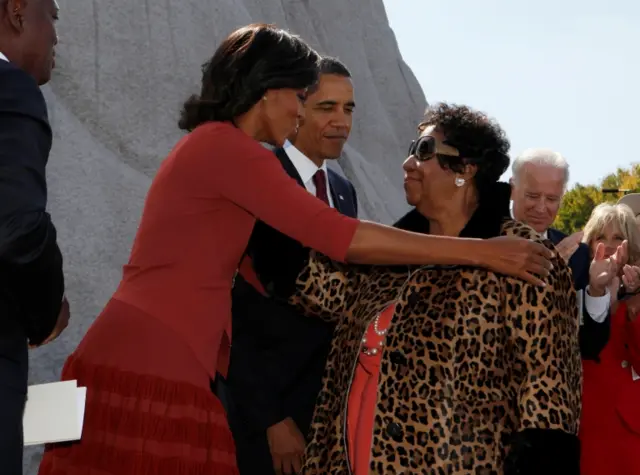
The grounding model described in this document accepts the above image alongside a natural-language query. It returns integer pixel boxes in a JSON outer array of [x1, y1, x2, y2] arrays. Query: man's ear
[[6, 0, 25, 32]]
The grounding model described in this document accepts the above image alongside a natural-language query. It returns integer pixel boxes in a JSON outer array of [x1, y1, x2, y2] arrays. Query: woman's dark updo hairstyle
[[418, 103, 510, 192], [178, 23, 320, 131]]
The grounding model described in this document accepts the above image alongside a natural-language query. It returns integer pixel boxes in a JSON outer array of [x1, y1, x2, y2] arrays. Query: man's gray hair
[[511, 148, 570, 186]]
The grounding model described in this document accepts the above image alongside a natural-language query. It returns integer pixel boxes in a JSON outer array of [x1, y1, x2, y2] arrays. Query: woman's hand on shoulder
[[479, 236, 555, 287]]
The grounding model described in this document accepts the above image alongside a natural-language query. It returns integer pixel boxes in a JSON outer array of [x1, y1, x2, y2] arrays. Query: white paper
[[23, 380, 87, 446], [76, 386, 87, 436]]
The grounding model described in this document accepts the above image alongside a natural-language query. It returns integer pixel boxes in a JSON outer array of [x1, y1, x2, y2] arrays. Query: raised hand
[[555, 231, 584, 264], [622, 264, 640, 294], [588, 241, 628, 296]]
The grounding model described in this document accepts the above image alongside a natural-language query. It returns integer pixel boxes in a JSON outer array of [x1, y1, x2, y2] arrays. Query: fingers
[[273, 454, 302, 475], [282, 456, 299, 475], [594, 242, 606, 261], [292, 454, 303, 473], [535, 242, 555, 260], [623, 264, 640, 291], [560, 244, 579, 264], [530, 252, 553, 275], [615, 240, 629, 267], [571, 230, 585, 242], [558, 231, 583, 247], [520, 271, 546, 288], [273, 455, 283, 475], [525, 261, 551, 279]]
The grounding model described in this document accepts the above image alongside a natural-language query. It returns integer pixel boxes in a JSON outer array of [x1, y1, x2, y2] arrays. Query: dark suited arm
[[228, 276, 290, 433], [568, 244, 611, 360], [579, 291, 611, 361], [503, 244, 581, 474], [0, 81, 64, 345], [261, 250, 365, 323], [350, 182, 358, 217]]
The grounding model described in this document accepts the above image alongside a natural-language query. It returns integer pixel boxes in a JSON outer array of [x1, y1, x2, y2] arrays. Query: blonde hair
[[583, 203, 640, 262]]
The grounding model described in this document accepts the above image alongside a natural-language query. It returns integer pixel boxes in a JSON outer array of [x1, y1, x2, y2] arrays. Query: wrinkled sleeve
[[283, 251, 365, 322], [503, 248, 581, 475]]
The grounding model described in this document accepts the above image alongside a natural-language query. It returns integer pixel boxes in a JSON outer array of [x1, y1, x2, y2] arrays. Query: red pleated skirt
[[38, 298, 238, 475]]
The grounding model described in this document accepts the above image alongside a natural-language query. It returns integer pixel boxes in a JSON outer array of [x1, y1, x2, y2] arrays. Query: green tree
[[552, 163, 640, 234], [554, 185, 607, 233]]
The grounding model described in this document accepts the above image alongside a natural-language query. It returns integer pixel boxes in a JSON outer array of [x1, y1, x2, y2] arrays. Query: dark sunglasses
[[408, 136, 460, 162]]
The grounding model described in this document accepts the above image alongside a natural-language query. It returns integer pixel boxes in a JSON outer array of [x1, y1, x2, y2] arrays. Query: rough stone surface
[[24, 0, 426, 471]]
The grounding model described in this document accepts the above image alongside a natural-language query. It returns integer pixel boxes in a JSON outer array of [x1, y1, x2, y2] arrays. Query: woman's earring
[[455, 176, 466, 187]]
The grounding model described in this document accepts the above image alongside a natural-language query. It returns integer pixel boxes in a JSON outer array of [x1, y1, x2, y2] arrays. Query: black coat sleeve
[[0, 66, 64, 345], [570, 244, 611, 360], [228, 276, 289, 433], [349, 181, 358, 217], [504, 429, 580, 475], [579, 293, 611, 361]]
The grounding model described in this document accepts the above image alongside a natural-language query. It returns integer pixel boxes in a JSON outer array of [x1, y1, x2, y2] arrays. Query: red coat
[[580, 301, 640, 475]]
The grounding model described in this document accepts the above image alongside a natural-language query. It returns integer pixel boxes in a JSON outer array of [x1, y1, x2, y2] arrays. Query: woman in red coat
[[38, 24, 554, 475], [580, 202, 640, 475]]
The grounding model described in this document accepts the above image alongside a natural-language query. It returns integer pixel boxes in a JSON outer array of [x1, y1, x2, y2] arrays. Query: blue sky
[[383, 0, 639, 187]]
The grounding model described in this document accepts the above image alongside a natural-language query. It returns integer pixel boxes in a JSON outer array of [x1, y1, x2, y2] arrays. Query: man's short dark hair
[[318, 56, 351, 77], [306, 56, 351, 95]]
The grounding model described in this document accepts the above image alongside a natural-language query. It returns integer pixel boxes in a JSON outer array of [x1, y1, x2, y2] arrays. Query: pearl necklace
[[361, 312, 388, 356]]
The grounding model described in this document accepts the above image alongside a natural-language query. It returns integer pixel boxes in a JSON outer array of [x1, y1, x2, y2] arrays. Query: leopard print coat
[[290, 218, 581, 474]]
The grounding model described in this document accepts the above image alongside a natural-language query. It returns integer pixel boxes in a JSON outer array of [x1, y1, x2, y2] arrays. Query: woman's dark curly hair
[[179, 24, 320, 131], [418, 103, 511, 191]]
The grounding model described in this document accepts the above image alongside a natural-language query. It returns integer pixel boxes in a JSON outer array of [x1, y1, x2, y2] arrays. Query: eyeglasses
[[407, 135, 460, 162]]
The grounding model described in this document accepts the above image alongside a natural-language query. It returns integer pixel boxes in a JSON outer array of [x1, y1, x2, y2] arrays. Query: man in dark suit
[[221, 57, 358, 475], [0, 1, 69, 473], [510, 148, 620, 360]]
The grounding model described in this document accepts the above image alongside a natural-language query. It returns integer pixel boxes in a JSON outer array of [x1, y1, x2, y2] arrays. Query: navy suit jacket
[[547, 228, 610, 360], [0, 58, 65, 473], [0, 60, 65, 350], [224, 148, 358, 440]]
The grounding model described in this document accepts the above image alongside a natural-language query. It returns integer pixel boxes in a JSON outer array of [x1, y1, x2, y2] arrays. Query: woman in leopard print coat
[[260, 103, 582, 474]]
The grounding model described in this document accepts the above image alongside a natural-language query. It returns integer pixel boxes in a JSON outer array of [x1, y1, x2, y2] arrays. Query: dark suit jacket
[[225, 148, 357, 440], [0, 58, 65, 474], [0, 59, 65, 350], [547, 228, 610, 360]]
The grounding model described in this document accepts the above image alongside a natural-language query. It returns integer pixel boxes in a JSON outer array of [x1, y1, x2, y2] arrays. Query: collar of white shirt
[[0, 51, 8, 62], [283, 140, 328, 184], [509, 207, 548, 239]]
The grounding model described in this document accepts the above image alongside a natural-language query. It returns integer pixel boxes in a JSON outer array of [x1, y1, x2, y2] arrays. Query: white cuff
[[584, 286, 610, 323]]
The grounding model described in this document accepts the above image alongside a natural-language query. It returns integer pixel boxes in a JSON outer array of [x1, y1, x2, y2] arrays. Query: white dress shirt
[[510, 210, 609, 324], [283, 140, 334, 208], [0, 51, 8, 62]]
